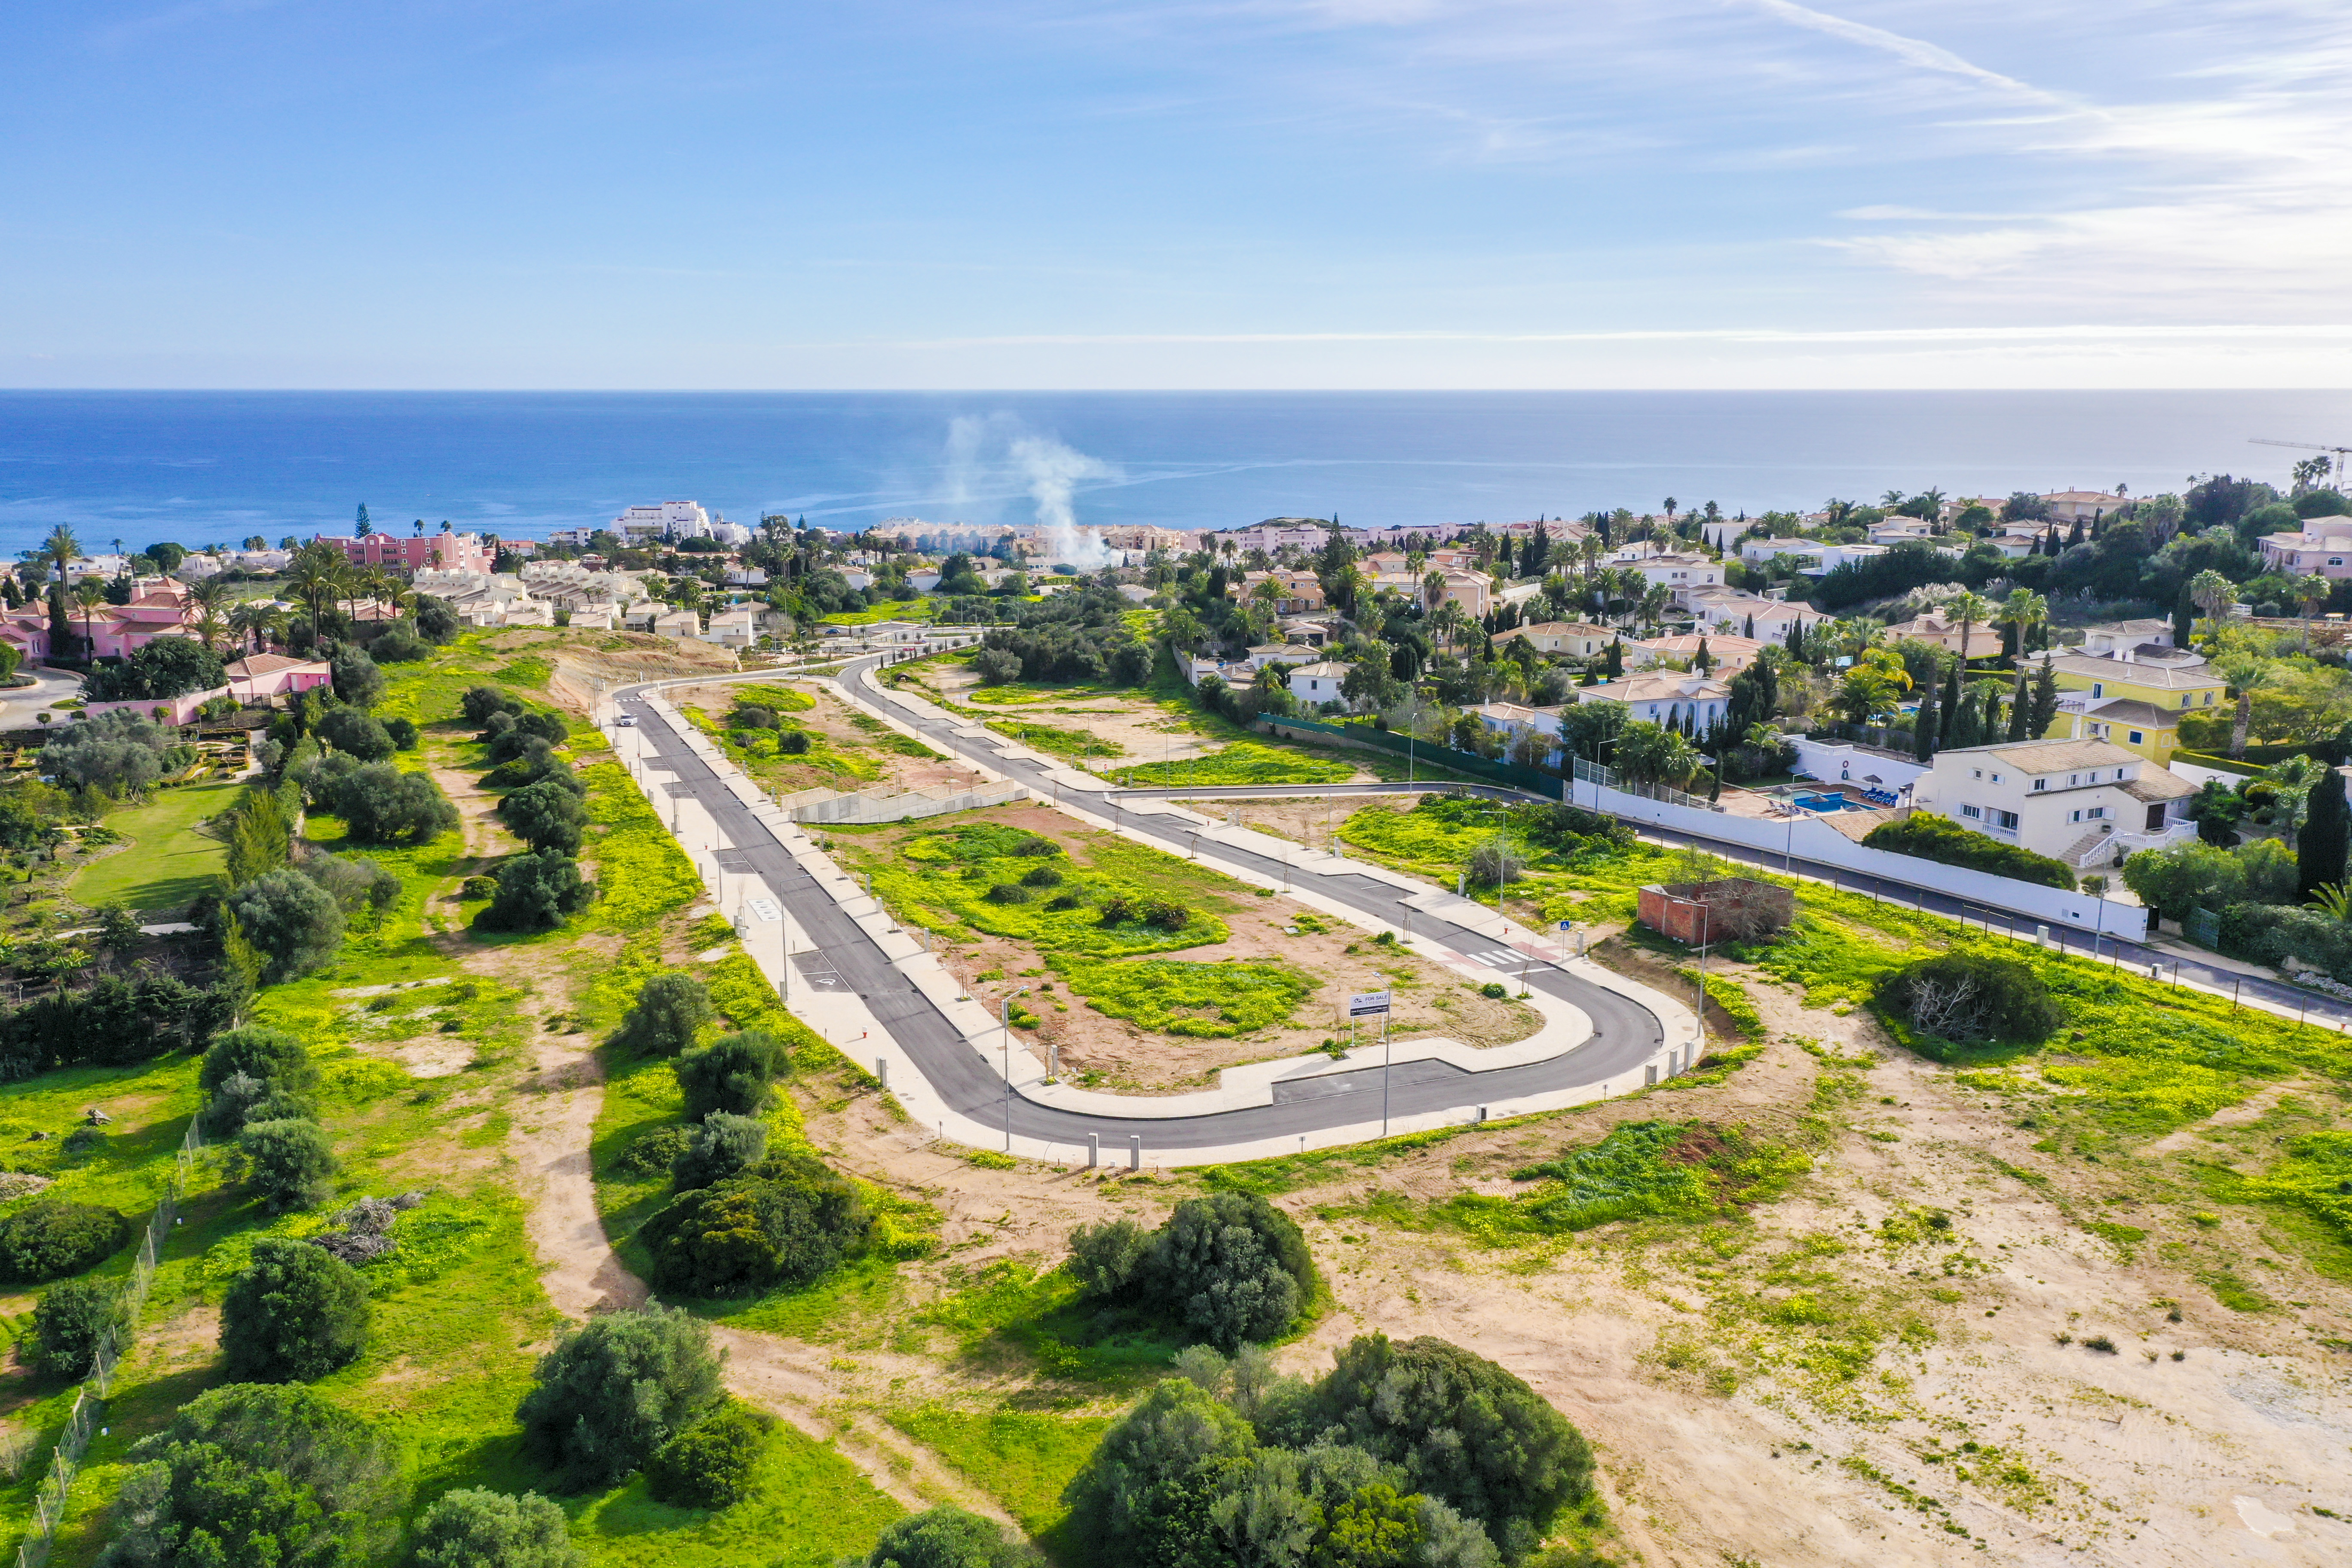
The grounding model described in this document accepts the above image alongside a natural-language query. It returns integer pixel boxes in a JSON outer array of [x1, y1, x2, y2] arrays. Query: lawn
[[67, 777, 244, 911]]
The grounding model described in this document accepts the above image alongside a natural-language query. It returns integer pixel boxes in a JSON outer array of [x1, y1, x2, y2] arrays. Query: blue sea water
[[0, 389, 2346, 559]]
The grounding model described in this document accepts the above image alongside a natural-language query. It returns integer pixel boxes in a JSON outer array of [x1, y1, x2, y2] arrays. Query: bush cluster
[[203, 1025, 339, 1209], [1862, 812, 2076, 891], [0, 1199, 132, 1285], [1067, 1191, 1315, 1350], [23, 1279, 123, 1380], [412, 1487, 586, 1568], [614, 971, 712, 1056], [517, 1305, 724, 1491], [104, 1383, 407, 1568], [1067, 1333, 1591, 1566], [644, 1399, 773, 1508], [461, 690, 597, 931], [1878, 951, 2063, 1050], [219, 1236, 371, 1381], [639, 1148, 870, 1297], [0, 969, 236, 1080], [865, 1505, 1035, 1568]]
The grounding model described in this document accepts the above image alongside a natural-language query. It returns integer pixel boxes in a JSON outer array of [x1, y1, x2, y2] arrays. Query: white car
[[615, 715, 637, 727]]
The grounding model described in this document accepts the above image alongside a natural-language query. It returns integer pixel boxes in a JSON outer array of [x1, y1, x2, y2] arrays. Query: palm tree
[[2188, 569, 2237, 642], [41, 527, 80, 589], [72, 578, 107, 662], [1578, 532, 1603, 584], [2295, 574, 2331, 649], [2214, 651, 2273, 760], [1944, 590, 1992, 667], [1997, 588, 2049, 659], [1421, 570, 1446, 617], [228, 600, 282, 657], [285, 543, 341, 633], [187, 577, 235, 655]]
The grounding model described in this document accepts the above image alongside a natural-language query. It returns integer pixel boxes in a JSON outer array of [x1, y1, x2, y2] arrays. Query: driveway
[[0, 665, 86, 729]]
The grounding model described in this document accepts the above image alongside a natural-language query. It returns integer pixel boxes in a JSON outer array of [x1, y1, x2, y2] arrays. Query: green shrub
[[331, 761, 461, 845], [639, 1150, 870, 1296], [24, 1278, 122, 1380], [478, 850, 596, 931], [1480, 982, 1508, 999], [644, 1399, 773, 1509], [220, 1237, 370, 1381], [1098, 892, 1190, 931], [1878, 952, 2063, 1048], [1067, 1192, 1315, 1349], [615, 971, 711, 1057], [224, 868, 345, 983], [0, 1199, 130, 1283], [2217, 900, 2352, 983], [1285, 1333, 1592, 1561], [617, 1125, 691, 1176], [464, 685, 526, 726], [107, 1383, 406, 1565], [675, 1029, 787, 1120], [517, 1305, 723, 1491], [237, 1117, 339, 1212], [501, 778, 588, 856], [983, 882, 1032, 906], [865, 1504, 1035, 1568], [671, 1112, 769, 1191], [1066, 1219, 1151, 1298], [412, 1487, 585, 1568], [1064, 1378, 1261, 1565], [461, 874, 498, 900], [1862, 812, 2075, 890]]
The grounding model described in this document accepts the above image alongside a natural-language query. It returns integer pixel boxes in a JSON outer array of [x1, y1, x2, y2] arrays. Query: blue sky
[[3, 1, 2346, 388]]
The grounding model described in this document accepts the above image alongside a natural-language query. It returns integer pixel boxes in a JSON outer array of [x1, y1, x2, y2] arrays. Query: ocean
[[0, 389, 2346, 559]]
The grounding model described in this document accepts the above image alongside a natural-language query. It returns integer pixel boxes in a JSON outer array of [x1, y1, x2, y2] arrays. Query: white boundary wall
[[1565, 775, 2149, 938]]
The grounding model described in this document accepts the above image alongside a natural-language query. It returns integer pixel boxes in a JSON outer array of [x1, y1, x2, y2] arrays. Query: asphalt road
[[612, 665, 1670, 1152]]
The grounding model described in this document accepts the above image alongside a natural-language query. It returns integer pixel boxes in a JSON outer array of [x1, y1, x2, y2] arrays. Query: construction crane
[[2250, 437, 2352, 488]]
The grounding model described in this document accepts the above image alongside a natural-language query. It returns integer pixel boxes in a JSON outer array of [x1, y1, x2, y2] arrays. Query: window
[[2204, 692, 2215, 705], [2180, 695, 2191, 707], [2092, 682, 2104, 698], [2129, 730, 2144, 744], [2070, 809, 2082, 823], [1991, 772, 2004, 783], [2033, 778, 2048, 791], [2089, 806, 2107, 820], [1991, 808, 2020, 830], [1961, 804, 1981, 819], [1971, 769, 1983, 779]]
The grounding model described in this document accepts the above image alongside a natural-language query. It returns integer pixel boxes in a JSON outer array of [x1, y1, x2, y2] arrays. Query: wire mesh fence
[[13, 1115, 201, 1568]]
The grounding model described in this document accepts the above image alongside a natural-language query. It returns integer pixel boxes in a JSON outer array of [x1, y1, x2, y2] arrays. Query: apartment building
[[318, 530, 493, 574], [2032, 652, 2227, 714]]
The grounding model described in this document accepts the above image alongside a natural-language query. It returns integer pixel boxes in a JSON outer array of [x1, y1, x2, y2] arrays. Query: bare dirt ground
[[824, 803, 1540, 1094], [787, 959, 2352, 1568], [1174, 796, 1368, 855]]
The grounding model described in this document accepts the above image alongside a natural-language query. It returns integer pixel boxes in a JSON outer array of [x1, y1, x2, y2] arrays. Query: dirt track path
[[508, 1030, 1018, 1529]]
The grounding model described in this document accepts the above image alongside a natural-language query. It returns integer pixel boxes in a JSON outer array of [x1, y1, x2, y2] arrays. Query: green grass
[[1429, 1120, 1811, 1245], [1047, 953, 1317, 1038], [1109, 741, 1353, 788], [984, 718, 1125, 758], [566, 1423, 904, 1566], [847, 821, 1231, 957], [821, 598, 940, 627], [66, 777, 244, 910], [885, 1405, 1111, 1538], [583, 760, 703, 931]]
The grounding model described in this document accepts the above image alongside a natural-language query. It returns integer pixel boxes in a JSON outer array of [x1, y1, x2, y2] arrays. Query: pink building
[[0, 584, 199, 663], [318, 530, 493, 574], [224, 653, 334, 702]]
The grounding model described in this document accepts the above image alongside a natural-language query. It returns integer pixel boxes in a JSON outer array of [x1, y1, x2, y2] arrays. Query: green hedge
[[1862, 812, 2076, 890]]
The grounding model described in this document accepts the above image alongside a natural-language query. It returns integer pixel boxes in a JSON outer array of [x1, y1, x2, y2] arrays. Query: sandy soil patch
[[667, 680, 970, 793], [1175, 796, 1371, 854]]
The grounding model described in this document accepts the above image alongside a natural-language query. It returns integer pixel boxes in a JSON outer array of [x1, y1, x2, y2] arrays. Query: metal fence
[[1258, 717, 1568, 799], [1565, 754, 1718, 814], [14, 1115, 201, 1568]]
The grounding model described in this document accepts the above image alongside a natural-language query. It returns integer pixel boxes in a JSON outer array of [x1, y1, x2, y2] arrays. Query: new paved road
[[613, 665, 1669, 1152]]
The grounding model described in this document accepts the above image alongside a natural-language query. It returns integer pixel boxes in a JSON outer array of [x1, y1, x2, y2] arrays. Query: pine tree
[[2006, 671, 2030, 741], [355, 503, 372, 537], [2029, 662, 2060, 738], [2298, 770, 2349, 902], [1913, 700, 1939, 760]]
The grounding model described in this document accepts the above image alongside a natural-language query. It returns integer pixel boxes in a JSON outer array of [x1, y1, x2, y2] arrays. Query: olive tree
[[516, 1306, 723, 1490], [220, 1237, 370, 1381]]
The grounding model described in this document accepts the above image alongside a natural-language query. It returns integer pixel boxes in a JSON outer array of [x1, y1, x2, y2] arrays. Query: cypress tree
[[1938, 659, 1963, 737], [1604, 640, 1623, 677], [1743, 613, 1755, 640], [2006, 671, 2030, 741], [1913, 699, 1939, 760], [2172, 585, 2196, 649], [1982, 683, 2004, 741], [2299, 770, 2349, 902], [2029, 662, 2060, 738]]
